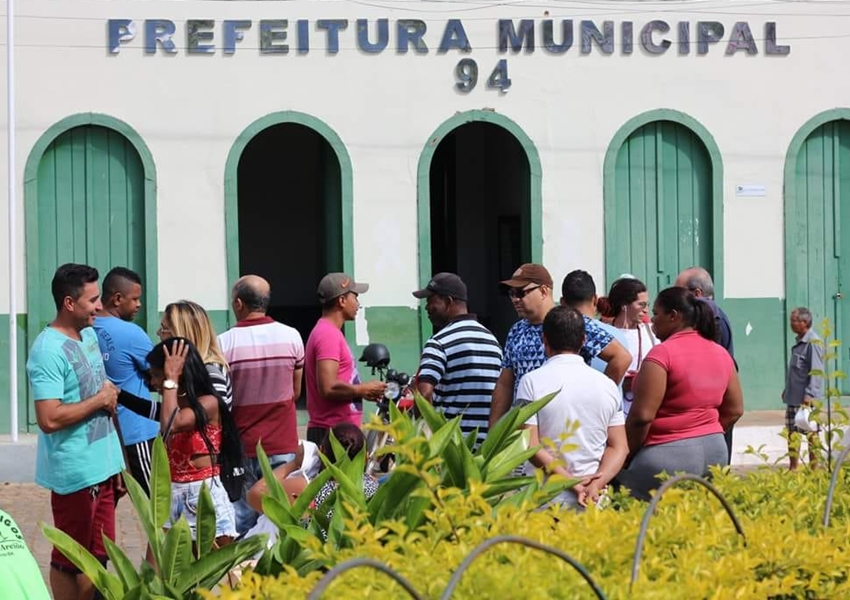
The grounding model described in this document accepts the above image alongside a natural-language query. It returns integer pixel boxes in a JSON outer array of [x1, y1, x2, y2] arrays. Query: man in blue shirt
[[93, 267, 159, 496], [488, 264, 630, 428], [560, 270, 630, 389]]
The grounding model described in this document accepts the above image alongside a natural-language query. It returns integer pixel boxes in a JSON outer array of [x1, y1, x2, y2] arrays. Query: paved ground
[[0, 410, 813, 592]]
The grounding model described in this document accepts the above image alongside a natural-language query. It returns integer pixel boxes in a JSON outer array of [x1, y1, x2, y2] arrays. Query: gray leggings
[[618, 433, 728, 501]]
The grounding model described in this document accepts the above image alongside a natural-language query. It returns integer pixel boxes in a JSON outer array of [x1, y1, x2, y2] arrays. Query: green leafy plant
[[41, 436, 267, 599], [218, 466, 850, 599], [807, 318, 849, 470], [250, 391, 578, 578]]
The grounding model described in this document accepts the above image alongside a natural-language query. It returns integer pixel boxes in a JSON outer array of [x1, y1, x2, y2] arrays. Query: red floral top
[[168, 424, 221, 483]]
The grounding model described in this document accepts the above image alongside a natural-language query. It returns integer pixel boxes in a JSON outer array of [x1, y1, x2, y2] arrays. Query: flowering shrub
[[215, 466, 850, 599]]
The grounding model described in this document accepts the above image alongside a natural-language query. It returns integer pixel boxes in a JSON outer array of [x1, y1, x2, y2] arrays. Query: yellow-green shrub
[[215, 467, 850, 599]]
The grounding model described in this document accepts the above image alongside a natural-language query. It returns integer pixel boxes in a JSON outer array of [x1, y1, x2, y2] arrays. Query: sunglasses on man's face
[[509, 285, 541, 300]]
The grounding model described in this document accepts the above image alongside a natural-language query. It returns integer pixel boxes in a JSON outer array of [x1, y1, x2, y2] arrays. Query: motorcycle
[[358, 343, 414, 475]]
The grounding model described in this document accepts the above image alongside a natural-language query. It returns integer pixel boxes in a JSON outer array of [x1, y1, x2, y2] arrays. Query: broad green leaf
[[262, 495, 298, 530], [256, 441, 288, 507], [159, 517, 193, 584], [458, 435, 481, 482], [388, 399, 416, 440], [480, 476, 537, 499], [413, 391, 447, 432], [121, 586, 144, 600], [103, 535, 140, 590], [194, 482, 216, 559], [439, 442, 467, 488], [486, 432, 540, 481], [138, 561, 166, 596], [176, 535, 268, 594], [252, 547, 276, 577], [41, 524, 124, 599], [464, 428, 478, 451], [403, 493, 432, 531], [368, 471, 423, 523], [122, 472, 163, 569], [478, 408, 522, 463], [428, 417, 461, 458], [280, 524, 312, 544], [319, 461, 367, 511], [514, 391, 559, 426], [290, 468, 334, 518], [149, 436, 172, 531]]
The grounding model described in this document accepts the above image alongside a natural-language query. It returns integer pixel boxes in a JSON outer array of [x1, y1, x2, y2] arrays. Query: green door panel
[[605, 121, 713, 295], [30, 125, 147, 332], [785, 120, 850, 376]]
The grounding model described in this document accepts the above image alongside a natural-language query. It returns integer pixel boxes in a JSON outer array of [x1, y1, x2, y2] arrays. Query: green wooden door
[[29, 125, 147, 336], [605, 121, 713, 295], [785, 120, 850, 369]]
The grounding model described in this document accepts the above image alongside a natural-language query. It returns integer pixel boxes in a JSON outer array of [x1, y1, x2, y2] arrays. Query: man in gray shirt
[[782, 306, 824, 470]]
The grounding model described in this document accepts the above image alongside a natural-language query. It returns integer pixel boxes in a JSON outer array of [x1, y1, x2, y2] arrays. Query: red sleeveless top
[[168, 424, 222, 483]]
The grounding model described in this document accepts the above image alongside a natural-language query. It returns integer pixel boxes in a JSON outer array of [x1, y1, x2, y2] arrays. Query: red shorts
[[50, 476, 117, 573]]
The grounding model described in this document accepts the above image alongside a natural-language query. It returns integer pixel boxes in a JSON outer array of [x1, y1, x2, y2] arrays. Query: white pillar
[[7, 0, 18, 441]]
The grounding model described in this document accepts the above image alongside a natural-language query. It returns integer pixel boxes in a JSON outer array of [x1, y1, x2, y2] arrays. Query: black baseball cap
[[413, 273, 468, 302]]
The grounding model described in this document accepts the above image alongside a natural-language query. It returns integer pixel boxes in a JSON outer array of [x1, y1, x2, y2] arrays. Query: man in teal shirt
[[27, 263, 123, 600], [0, 507, 51, 599]]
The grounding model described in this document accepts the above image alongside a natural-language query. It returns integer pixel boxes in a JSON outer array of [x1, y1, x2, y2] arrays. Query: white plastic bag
[[794, 406, 817, 433]]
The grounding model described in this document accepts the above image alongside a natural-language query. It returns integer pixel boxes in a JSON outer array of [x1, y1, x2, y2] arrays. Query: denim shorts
[[167, 476, 237, 539]]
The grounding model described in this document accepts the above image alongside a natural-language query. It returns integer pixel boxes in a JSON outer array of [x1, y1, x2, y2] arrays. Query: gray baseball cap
[[317, 273, 369, 303]]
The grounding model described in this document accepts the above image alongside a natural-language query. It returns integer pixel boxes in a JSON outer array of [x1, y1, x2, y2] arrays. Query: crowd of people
[[20, 259, 824, 599]]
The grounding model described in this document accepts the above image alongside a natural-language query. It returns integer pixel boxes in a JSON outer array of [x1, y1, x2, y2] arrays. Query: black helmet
[[359, 343, 390, 369]]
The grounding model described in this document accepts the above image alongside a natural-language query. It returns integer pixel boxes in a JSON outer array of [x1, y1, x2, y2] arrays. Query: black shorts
[[124, 437, 155, 496]]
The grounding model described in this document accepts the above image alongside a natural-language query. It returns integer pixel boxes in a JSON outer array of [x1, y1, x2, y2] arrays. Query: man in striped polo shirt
[[413, 273, 503, 447], [218, 275, 304, 534]]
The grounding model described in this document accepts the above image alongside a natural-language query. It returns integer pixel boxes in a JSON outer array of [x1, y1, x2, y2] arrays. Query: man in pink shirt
[[304, 273, 386, 444]]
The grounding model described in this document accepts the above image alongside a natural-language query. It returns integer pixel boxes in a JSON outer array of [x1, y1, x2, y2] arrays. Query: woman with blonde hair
[[158, 300, 233, 409]]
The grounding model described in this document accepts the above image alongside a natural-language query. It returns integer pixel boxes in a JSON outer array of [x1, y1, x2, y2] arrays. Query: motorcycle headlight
[[384, 381, 400, 401]]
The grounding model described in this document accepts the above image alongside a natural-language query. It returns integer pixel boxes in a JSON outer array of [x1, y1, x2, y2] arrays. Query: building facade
[[1, 0, 849, 433]]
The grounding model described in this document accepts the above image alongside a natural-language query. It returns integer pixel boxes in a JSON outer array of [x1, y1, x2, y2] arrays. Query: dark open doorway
[[236, 122, 343, 355], [428, 122, 532, 343]]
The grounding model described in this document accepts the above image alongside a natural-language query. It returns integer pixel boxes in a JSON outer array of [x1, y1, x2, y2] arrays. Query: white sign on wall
[[735, 184, 766, 197]]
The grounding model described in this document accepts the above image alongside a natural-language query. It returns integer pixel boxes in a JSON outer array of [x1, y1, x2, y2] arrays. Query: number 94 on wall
[[455, 59, 511, 93]]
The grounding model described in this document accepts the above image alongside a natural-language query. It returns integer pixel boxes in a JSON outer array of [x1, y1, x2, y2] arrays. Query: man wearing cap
[[489, 264, 630, 428], [304, 273, 387, 444], [414, 273, 503, 447]]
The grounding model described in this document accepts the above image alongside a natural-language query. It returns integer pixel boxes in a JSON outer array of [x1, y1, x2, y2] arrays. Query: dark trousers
[[724, 425, 734, 463]]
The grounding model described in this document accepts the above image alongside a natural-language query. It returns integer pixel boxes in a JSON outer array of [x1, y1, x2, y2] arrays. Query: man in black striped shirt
[[413, 273, 503, 447]]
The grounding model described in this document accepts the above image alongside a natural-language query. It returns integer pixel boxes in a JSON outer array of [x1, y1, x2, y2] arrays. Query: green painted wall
[[723, 298, 787, 411], [358, 306, 422, 376], [0, 315, 29, 433], [0, 301, 794, 434]]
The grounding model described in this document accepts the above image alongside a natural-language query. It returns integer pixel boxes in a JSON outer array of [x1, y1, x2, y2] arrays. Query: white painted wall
[[1, 0, 849, 314]]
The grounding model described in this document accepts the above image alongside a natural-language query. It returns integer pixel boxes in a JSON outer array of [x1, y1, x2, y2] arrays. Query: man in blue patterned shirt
[[488, 264, 631, 428]]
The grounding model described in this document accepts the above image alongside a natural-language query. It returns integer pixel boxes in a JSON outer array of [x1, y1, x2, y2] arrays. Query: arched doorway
[[24, 116, 156, 337], [784, 110, 850, 374], [418, 111, 542, 344], [224, 112, 352, 346], [24, 114, 156, 430], [603, 110, 723, 297]]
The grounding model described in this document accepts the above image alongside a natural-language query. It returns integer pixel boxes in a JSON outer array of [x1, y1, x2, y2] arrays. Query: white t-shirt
[[518, 353, 625, 505], [620, 324, 659, 373], [244, 440, 322, 549]]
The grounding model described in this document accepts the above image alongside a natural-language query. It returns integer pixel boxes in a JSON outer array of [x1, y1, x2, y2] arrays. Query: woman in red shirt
[[619, 287, 744, 500], [148, 338, 245, 545]]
